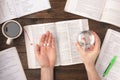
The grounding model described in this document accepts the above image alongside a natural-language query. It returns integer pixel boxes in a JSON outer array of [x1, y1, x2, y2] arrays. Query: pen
[[103, 56, 117, 77]]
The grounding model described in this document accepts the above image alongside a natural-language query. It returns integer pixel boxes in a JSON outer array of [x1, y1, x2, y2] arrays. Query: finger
[[40, 34, 46, 46], [75, 42, 85, 55], [93, 32, 101, 51], [52, 37, 55, 48], [35, 44, 40, 57], [48, 32, 52, 47], [45, 31, 50, 43]]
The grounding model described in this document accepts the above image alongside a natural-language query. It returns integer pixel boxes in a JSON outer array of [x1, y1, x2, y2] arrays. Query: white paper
[[24, 25, 41, 69], [24, 19, 89, 69], [65, 0, 107, 20], [56, 21, 74, 65], [68, 20, 88, 64], [0, 47, 27, 80], [31, 23, 60, 67], [0, 0, 51, 24], [24, 23, 61, 69], [56, 19, 89, 65], [65, 0, 120, 27], [101, 0, 120, 27], [96, 29, 120, 80]]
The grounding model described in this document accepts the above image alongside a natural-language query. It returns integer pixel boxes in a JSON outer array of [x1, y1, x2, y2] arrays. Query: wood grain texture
[[0, 0, 120, 80]]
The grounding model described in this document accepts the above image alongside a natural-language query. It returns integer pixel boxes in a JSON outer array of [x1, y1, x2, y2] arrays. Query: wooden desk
[[0, 0, 120, 80]]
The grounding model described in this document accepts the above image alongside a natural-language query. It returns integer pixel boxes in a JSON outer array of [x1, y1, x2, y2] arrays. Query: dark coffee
[[4, 22, 20, 37]]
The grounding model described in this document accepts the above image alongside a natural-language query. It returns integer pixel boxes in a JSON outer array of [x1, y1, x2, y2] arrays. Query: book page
[[96, 29, 120, 80], [101, 0, 120, 27], [0, 0, 51, 24], [14, 0, 51, 17], [24, 23, 60, 69], [56, 19, 89, 65], [69, 20, 89, 64], [65, 0, 107, 20], [56, 22, 72, 65], [0, 47, 27, 80], [24, 19, 89, 68], [0, 0, 17, 24], [32, 23, 60, 67], [24, 25, 43, 69]]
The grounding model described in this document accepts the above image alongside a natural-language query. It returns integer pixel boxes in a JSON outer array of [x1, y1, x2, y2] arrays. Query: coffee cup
[[2, 20, 22, 45]]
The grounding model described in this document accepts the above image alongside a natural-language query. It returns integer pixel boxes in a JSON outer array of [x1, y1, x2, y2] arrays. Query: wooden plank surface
[[0, 0, 120, 80]]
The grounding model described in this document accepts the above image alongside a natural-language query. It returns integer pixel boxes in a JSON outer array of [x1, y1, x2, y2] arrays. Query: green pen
[[103, 56, 117, 77]]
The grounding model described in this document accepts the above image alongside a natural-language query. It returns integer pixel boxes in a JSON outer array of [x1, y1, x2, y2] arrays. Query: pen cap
[[77, 30, 95, 50]]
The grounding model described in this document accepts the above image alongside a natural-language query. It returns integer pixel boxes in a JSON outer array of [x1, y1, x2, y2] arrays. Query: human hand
[[76, 32, 101, 68], [35, 31, 56, 68]]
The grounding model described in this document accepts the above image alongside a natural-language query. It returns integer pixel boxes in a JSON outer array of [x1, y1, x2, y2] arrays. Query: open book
[[65, 0, 120, 27], [0, 0, 51, 24], [96, 29, 120, 80], [24, 19, 89, 69], [0, 47, 27, 80]]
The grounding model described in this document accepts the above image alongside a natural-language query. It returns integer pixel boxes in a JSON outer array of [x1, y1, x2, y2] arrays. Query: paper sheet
[[0, 47, 27, 80], [101, 0, 120, 27], [0, 0, 51, 24], [96, 29, 120, 80], [65, 0, 106, 20]]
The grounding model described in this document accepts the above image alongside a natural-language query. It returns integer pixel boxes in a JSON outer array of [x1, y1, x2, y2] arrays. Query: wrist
[[41, 66, 54, 80], [41, 66, 54, 70], [84, 63, 96, 71]]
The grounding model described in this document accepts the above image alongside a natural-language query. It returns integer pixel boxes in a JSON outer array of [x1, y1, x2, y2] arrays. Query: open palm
[[35, 31, 56, 68]]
